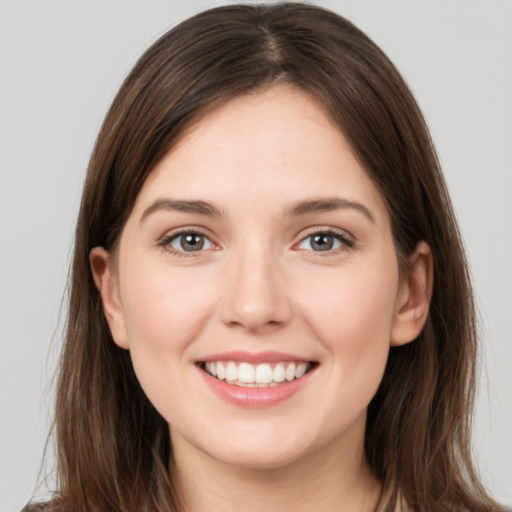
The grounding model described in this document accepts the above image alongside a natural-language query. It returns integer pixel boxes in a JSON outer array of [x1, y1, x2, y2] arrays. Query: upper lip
[[198, 350, 314, 364]]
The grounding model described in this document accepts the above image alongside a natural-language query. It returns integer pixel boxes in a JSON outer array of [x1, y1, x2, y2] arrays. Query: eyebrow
[[140, 199, 223, 222], [286, 197, 375, 223], [140, 197, 375, 223]]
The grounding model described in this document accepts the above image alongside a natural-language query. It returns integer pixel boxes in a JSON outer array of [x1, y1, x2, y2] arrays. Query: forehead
[[134, 85, 388, 222]]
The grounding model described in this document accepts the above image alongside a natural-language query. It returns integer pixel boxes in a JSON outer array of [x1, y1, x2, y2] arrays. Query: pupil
[[312, 234, 333, 251], [183, 234, 204, 251]]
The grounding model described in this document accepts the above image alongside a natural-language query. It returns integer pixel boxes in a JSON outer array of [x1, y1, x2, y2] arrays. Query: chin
[[190, 423, 321, 471], [210, 444, 308, 471]]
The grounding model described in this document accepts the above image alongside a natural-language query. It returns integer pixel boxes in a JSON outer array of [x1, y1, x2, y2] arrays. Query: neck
[[170, 421, 381, 512]]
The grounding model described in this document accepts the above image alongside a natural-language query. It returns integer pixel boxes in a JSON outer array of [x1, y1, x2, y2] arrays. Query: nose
[[219, 248, 292, 334]]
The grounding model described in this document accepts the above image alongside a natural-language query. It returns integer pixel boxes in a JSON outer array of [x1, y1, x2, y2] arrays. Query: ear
[[390, 241, 434, 347], [89, 247, 129, 349]]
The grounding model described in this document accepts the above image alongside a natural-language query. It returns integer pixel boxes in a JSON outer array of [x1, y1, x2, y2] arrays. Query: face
[[92, 85, 430, 471]]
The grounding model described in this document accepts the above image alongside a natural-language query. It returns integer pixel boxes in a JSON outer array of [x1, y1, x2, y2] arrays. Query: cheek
[[119, 260, 217, 357], [299, 260, 398, 381], [117, 260, 219, 419], [307, 263, 397, 331]]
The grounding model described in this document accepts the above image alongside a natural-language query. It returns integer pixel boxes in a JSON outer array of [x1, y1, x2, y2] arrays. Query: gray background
[[1, 0, 511, 510]]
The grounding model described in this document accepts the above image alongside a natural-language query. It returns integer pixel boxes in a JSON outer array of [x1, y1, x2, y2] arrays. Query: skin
[[91, 85, 432, 512]]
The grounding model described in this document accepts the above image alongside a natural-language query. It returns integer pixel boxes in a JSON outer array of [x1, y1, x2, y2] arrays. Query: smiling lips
[[202, 361, 311, 387], [198, 352, 317, 406]]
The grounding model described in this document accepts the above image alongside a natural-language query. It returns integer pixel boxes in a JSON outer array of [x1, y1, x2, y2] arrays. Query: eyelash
[[295, 228, 355, 256], [158, 227, 355, 257], [159, 228, 216, 258]]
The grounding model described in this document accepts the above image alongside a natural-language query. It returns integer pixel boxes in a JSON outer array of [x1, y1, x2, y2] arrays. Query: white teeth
[[205, 362, 216, 377], [295, 363, 307, 378], [273, 362, 285, 382], [216, 362, 226, 380], [285, 363, 296, 381], [204, 360, 311, 386], [238, 362, 255, 383], [255, 363, 273, 383], [225, 362, 238, 381]]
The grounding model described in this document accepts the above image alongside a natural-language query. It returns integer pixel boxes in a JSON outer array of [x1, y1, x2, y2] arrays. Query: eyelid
[[293, 226, 356, 252], [158, 226, 219, 256], [157, 225, 355, 256]]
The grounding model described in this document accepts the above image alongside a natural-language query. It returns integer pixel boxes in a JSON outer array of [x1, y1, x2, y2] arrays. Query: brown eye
[[169, 232, 213, 252], [310, 234, 335, 251], [297, 230, 352, 253]]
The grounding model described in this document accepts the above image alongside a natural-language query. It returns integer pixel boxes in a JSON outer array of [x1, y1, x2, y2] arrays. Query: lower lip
[[198, 365, 316, 407]]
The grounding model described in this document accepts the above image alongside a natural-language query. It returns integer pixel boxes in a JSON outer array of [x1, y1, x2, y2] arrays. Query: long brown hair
[[29, 3, 501, 511]]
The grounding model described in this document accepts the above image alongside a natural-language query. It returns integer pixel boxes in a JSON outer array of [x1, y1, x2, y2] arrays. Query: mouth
[[199, 360, 317, 388]]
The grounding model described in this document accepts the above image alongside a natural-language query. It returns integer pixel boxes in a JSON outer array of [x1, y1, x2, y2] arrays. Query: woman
[[24, 3, 505, 511]]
